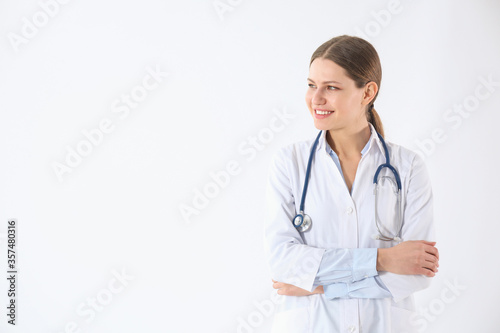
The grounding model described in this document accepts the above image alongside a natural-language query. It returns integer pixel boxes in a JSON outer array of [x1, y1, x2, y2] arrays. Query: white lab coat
[[264, 123, 435, 333]]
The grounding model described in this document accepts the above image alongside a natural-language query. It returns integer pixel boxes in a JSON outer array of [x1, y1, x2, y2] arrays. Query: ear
[[362, 81, 378, 107]]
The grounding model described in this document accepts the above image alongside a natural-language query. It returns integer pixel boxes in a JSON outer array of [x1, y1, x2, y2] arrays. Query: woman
[[264, 35, 439, 332]]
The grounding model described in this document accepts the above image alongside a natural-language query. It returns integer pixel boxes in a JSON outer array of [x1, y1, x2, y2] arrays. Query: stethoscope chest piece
[[293, 212, 312, 232]]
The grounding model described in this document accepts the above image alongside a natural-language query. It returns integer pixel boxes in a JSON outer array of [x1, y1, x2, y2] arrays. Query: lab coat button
[[347, 207, 353, 214], [348, 326, 356, 332]]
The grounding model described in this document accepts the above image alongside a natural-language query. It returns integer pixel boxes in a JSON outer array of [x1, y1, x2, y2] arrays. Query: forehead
[[308, 58, 350, 83]]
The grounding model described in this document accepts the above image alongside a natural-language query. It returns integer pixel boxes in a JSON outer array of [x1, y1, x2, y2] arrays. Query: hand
[[272, 280, 324, 296], [377, 240, 439, 277]]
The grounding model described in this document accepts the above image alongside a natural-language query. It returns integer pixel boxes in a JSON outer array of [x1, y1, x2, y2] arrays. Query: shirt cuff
[[323, 282, 348, 299], [323, 277, 392, 300], [351, 248, 378, 282]]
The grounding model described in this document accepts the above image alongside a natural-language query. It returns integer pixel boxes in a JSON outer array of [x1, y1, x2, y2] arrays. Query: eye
[[327, 86, 339, 91], [307, 83, 316, 88]]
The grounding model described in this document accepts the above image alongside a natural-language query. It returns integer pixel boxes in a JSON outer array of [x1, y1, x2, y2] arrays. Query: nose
[[311, 88, 326, 106]]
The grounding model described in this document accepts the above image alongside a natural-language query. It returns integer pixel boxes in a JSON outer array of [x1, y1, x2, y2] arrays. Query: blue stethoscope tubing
[[293, 130, 403, 241], [292, 131, 322, 232]]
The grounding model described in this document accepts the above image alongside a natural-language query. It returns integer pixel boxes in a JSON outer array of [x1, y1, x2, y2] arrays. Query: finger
[[422, 261, 438, 273], [422, 255, 439, 272], [425, 244, 438, 257], [427, 258, 439, 268], [423, 244, 439, 258], [272, 282, 284, 289], [421, 267, 436, 277], [424, 253, 439, 264]]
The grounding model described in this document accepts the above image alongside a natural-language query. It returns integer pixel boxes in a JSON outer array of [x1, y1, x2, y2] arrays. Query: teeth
[[316, 110, 333, 115]]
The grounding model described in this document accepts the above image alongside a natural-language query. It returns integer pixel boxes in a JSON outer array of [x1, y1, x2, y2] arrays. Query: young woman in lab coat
[[265, 35, 439, 332]]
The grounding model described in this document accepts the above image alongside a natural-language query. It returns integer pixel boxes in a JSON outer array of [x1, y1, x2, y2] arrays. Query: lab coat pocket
[[390, 306, 418, 333]]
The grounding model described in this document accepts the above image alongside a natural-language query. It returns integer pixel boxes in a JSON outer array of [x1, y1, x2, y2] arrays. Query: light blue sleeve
[[323, 276, 392, 299], [314, 248, 378, 284], [314, 248, 392, 299]]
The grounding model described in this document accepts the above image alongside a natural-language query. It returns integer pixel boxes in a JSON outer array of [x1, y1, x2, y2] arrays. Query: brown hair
[[310, 35, 384, 137]]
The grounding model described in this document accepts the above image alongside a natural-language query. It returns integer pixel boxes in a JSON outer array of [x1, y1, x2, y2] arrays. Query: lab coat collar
[[315, 123, 385, 157]]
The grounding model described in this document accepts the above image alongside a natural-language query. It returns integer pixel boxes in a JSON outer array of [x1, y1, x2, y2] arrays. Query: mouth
[[315, 109, 333, 115], [314, 109, 334, 119]]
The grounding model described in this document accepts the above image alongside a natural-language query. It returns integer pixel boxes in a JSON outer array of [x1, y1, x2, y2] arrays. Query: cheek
[[345, 91, 363, 106], [334, 95, 354, 110], [305, 90, 312, 102], [305, 94, 314, 109]]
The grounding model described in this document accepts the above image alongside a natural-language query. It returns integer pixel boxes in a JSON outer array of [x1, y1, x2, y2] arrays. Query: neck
[[327, 123, 371, 159]]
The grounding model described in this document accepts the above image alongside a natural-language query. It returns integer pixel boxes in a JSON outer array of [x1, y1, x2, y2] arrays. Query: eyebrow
[[307, 78, 343, 85]]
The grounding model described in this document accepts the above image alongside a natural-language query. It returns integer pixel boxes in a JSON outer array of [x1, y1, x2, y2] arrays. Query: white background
[[0, 0, 499, 332]]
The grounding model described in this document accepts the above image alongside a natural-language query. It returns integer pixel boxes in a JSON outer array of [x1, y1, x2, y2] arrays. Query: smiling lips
[[314, 109, 334, 119], [316, 109, 333, 115]]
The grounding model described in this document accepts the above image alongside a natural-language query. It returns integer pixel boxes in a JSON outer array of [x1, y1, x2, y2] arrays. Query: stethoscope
[[292, 130, 403, 242]]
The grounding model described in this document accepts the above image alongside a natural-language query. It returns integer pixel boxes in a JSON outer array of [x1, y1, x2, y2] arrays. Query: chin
[[312, 120, 335, 132]]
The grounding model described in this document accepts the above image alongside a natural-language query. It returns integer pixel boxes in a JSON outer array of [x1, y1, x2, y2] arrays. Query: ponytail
[[368, 104, 384, 138]]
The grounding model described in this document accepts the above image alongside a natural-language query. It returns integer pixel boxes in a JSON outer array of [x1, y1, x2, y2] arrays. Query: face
[[305, 57, 374, 132]]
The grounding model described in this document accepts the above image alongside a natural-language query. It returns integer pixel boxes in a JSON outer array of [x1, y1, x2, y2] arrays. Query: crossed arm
[[272, 240, 439, 297]]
